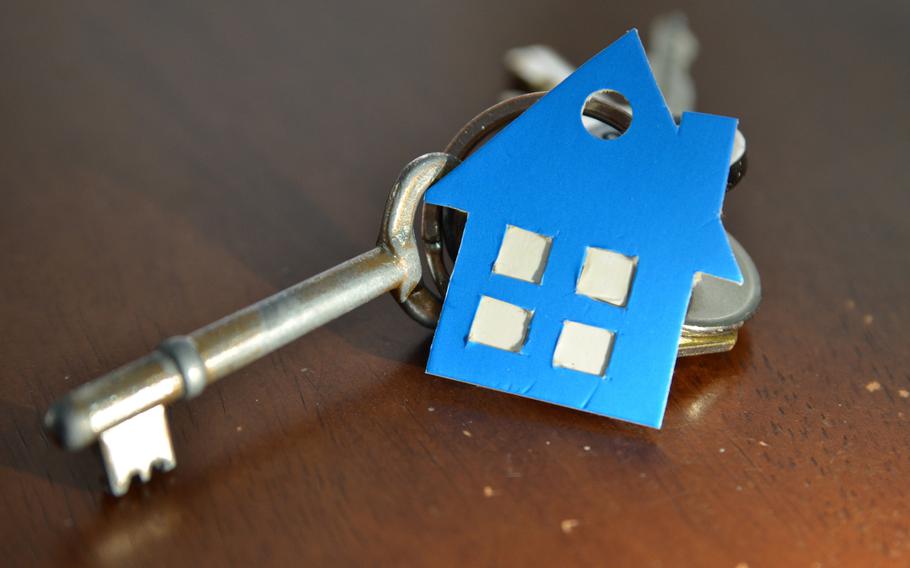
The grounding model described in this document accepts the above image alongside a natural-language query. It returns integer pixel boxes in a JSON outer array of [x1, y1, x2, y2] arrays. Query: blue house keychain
[[424, 30, 741, 428], [44, 29, 755, 495]]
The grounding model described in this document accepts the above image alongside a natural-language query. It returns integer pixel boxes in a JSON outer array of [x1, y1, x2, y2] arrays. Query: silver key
[[647, 12, 699, 117], [44, 153, 458, 496], [646, 13, 746, 185]]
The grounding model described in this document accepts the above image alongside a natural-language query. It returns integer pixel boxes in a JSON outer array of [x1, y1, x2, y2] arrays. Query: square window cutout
[[552, 320, 614, 376], [493, 225, 553, 284], [576, 246, 637, 306], [468, 296, 532, 352]]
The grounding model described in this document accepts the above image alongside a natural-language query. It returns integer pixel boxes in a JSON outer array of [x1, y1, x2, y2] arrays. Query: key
[[44, 153, 458, 496], [647, 12, 699, 117], [645, 13, 746, 186]]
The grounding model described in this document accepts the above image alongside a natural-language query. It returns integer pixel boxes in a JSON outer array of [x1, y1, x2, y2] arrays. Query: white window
[[468, 296, 533, 352], [576, 246, 637, 306], [492, 225, 552, 284], [552, 320, 615, 376]]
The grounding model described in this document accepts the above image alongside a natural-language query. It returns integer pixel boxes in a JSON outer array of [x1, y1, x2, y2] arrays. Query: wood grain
[[1, 1, 908, 566]]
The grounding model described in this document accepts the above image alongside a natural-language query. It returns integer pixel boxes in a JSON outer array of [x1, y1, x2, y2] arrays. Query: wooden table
[[2, 2, 908, 566]]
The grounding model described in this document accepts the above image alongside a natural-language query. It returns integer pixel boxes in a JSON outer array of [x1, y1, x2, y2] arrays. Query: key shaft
[[194, 246, 404, 384]]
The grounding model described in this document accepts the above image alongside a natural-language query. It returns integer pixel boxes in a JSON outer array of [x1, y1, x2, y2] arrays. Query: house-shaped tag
[[424, 30, 742, 428]]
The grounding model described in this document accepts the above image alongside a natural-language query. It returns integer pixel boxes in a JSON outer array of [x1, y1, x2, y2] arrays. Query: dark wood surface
[[2, 1, 908, 566]]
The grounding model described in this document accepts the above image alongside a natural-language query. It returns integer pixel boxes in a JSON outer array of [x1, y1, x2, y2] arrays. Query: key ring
[[402, 92, 760, 348]]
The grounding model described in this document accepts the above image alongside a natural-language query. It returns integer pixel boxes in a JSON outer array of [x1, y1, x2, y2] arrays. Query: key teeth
[[107, 458, 176, 496], [98, 405, 177, 496]]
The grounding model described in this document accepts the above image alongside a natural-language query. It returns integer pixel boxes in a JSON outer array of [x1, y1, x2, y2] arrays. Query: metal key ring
[[406, 92, 633, 327]]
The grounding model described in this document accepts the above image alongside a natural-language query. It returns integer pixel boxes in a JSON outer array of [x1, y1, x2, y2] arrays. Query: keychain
[[44, 29, 760, 496]]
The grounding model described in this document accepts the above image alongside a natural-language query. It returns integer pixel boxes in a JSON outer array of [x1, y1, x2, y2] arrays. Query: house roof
[[425, 29, 742, 284]]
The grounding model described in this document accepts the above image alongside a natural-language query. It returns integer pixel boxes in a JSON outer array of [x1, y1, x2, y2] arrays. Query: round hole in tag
[[582, 90, 632, 140]]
